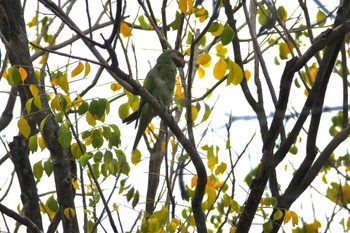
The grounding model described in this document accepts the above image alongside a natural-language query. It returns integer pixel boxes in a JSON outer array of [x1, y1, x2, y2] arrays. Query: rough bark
[[0, 0, 79, 232], [9, 136, 43, 233]]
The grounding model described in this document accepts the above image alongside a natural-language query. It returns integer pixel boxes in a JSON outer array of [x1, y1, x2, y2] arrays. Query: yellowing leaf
[[213, 58, 227, 79], [196, 53, 211, 67], [57, 73, 69, 93], [29, 84, 39, 98], [131, 150, 141, 165], [227, 61, 243, 85], [211, 23, 224, 37], [277, 6, 288, 24], [19, 67, 28, 81], [279, 42, 290, 60], [71, 62, 84, 77], [18, 117, 31, 139], [38, 136, 46, 151], [84, 61, 90, 77], [316, 10, 327, 27], [120, 22, 132, 37], [63, 207, 75, 220], [86, 111, 96, 126], [110, 82, 122, 91], [27, 16, 37, 27]]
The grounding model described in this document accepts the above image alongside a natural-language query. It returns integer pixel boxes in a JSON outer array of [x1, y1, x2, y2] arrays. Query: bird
[[123, 50, 185, 152], [257, 0, 277, 36]]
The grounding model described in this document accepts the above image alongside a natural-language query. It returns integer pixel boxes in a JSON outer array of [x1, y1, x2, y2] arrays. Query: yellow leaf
[[175, 77, 184, 97], [191, 175, 198, 188], [283, 210, 291, 224], [72, 177, 79, 190], [205, 185, 216, 207], [215, 43, 227, 57], [290, 211, 299, 226], [227, 61, 243, 85], [39, 54, 46, 64], [279, 42, 290, 60], [84, 61, 90, 77], [213, 58, 227, 80], [215, 162, 227, 175], [71, 62, 84, 77], [347, 216, 350, 230], [18, 117, 31, 139], [113, 203, 119, 212], [63, 207, 75, 220], [19, 67, 28, 81], [207, 154, 217, 170], [196, 53, 211, 67], [29, 84, 40, 98], [110, 82, 122, 91], [230, 226, 236, 233], [197, 66, 205, 79], [179, 0, 193, 15], [244, 69, 251, 81], [120, 22, 132, 37], [322, 174, 327, 183]]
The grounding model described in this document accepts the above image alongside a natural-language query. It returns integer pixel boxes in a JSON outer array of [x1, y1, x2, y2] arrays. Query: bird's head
[[163, 49, 185, 68]]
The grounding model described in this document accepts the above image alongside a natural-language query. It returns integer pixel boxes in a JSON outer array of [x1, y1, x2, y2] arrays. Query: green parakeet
[[123, 50, 185, 152]]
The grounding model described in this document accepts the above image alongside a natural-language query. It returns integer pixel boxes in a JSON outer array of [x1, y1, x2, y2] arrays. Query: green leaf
[[221, 24, 235, 46], [126, 187, 135, 202], [201, 103, 211, 123], [43, 159, 53, 176], [58, 125, 72, 150], [273, 209, 284, 220], [186, 31, 193, 45], [89, 99, 105, 118], [80, 153, 92, 167], [109, 132, 121, 148], [46, 195, 59, 212], [33, 161, 43, 181], [40, 115, 49, 132], [28, 135, 38, 153], [34, 96, 42, 110], [170, 11, 180, 30], [93, 151, 103, 163], [104, 150, 113, 162], [263, 221, 273, 233], [132, 190, 139, 208], [91, 129, 103, 149], [78, 101, 89, 115], [7, 67, 21, 86], [118, 103, 130, 122]]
